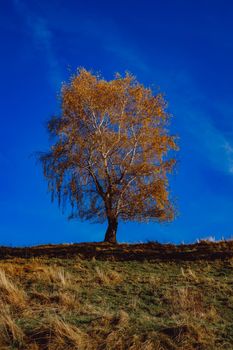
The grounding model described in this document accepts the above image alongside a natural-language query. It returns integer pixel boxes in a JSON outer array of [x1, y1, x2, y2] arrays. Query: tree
[[40, 69, 178, 243]]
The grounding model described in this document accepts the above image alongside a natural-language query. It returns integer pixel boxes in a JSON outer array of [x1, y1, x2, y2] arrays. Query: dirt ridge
[[0, 240, 233, 261]]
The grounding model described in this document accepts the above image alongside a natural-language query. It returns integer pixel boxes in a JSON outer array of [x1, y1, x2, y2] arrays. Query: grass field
[[0, 241, 232, 349]]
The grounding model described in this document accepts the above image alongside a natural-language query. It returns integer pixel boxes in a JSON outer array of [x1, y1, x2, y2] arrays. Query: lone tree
[[40, 69, 178, 243]]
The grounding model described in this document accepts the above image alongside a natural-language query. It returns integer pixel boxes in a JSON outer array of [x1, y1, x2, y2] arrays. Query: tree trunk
[[104, 217, 118, 244]]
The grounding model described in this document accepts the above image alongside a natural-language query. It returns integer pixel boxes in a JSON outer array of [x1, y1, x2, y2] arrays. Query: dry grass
[[0, 257, 231, 349], [33, 265, 72, 287], [0, 309, 25, 348], [181, 267, 199, 283], [95, 266, 123, 285], [47, 316, 94, 350], [0, 268, 26, 309], [167, 286, 205, 315], [53, 291, 80, 311]]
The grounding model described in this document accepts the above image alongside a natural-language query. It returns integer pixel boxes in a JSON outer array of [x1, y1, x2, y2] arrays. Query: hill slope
[[0, 241, 232, 349]]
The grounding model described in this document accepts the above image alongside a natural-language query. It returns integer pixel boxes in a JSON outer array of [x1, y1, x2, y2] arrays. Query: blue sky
[[0, 0, 233, 246]]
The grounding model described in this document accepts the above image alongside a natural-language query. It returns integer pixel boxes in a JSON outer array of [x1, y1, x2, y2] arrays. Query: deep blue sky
[[1, 0, 233, 246]]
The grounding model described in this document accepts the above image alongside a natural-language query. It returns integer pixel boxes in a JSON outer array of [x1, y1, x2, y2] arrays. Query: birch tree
[[40, 69, 178, 243]]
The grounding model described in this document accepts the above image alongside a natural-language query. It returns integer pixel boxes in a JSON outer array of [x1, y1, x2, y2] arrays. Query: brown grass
[[32, 265, 72, 287], [47, 316, 94, 350], [95, 266, 123, 285], [0, 254, 231, 349], [0, 309, 25, 348], [0, 268, 26, 309]]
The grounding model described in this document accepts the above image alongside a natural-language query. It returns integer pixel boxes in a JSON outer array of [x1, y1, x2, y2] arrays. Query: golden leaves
[[40, 68, 178, 225]]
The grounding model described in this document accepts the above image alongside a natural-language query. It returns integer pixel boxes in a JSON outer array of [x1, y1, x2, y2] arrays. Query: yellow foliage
[[40, 68, 178, 242]]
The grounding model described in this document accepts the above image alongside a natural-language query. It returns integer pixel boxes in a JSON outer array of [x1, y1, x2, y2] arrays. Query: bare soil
[[0, 240, 232, 261]]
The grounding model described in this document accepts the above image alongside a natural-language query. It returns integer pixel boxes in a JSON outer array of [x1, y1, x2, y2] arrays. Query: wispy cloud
[[224, 141, 233, 174], [83, 17, 149, 72], [80, 19, 149, 72], [183, 106, 233, 175], [94, 23, 149, 73], [202, 120, 233, 174], [49, 12, 149, 74], [12, 0, 61, 88], [162, 68, 233, 176]]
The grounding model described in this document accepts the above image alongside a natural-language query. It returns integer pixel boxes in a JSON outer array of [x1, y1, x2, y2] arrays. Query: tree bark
[[104, 217, 118, 243]]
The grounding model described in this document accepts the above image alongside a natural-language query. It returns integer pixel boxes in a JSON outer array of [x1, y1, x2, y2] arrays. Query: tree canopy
[[40, 69, 178, 243]]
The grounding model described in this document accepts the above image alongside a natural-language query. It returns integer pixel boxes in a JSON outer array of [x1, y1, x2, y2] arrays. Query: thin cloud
[[12, 0, 61, 88], [162, 68, 233, 176], [52, 14, 149, 74], [224, 141, 233, 174], [186, 110, 233, 175]]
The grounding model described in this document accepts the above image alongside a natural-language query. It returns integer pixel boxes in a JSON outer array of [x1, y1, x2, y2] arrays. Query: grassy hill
[[0, 241, 232, 349]]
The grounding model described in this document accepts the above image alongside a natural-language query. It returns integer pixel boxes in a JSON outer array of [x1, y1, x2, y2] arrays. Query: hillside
[[0, 241, 232, 349]]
